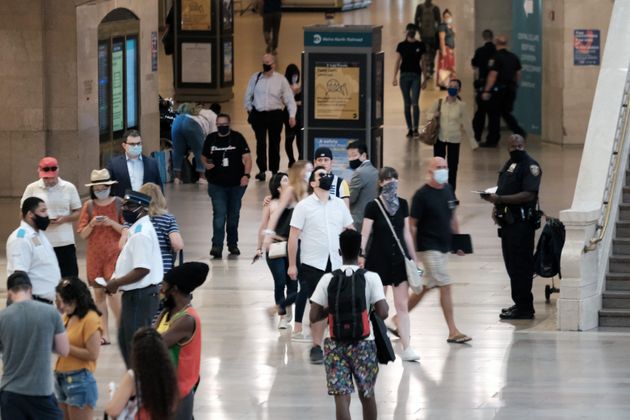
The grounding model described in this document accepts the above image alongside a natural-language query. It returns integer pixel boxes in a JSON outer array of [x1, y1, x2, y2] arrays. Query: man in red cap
[[21, 157, 82, 277]]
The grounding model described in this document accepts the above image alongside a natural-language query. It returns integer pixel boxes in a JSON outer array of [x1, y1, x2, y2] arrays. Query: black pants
[[0, 390, 62, 420], [118, 284, 160, 367], [433, 139, 460, 192], [472, 91, 491, 142], [53, 244, 78, 277], [486, 89, 526, 146], [263, 12, 282, 52], [421, 36, 437, 76], [500, 221, 535, 313], [251, 109, 284, 173], [284, 108, 303, 166]]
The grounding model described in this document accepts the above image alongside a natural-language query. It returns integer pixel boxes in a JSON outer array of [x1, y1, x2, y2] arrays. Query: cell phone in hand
[[95, 215, 106, 221], [94, 277, 107, 287]]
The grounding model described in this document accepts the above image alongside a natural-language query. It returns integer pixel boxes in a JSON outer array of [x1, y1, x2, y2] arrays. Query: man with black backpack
[[310, 230, 388, 420]]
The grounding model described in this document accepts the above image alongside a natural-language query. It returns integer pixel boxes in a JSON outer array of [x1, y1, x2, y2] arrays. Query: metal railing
[[584, 71, 630, 252]]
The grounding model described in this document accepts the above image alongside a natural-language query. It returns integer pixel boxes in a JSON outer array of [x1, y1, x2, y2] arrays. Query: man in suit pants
[[106, 130, 164, 197], [347, 142, 379, 231]]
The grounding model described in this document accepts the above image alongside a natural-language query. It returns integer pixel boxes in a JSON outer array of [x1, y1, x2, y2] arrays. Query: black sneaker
[[500, 308, 534, 320], [412, 129, 420, 137], [406, 130, 414, 138], [210, 246, 222, 259], [228, 245, 240, 256], [309, 345, 324, 364], [255, 173, 266, 181]]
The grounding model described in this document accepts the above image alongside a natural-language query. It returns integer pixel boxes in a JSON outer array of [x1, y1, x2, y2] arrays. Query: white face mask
[[94, 188, 111, 200], [445, 18, 453, 24], [304, 171, 312, 183], [433, 169, 449, 184]]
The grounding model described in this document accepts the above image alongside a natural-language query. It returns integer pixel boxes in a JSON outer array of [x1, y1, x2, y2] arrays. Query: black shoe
[[255, 173, 266, 181], [501, 305, 517, 314], [500, 308, 534, 320], [406, 130, 414, 138], [210, 246, 222, 259], [412, 129, 420, 137], [228, 245, 240, 256], [479, 142, 498, 148], [309, 345, 324, 364]]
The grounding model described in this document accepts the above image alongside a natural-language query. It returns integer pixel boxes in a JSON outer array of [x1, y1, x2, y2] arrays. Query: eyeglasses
[[40, 166, 58, 172]]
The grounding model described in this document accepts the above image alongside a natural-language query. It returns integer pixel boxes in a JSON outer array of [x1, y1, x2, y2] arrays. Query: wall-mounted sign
[[181, 42, 212, 83], [314, 136, 357, 175], [574, 29, 600, 66], [223, 40, 233, 83], [182, 0, 212, 31], [222, 0, 233, 32], [151, 31, 158, 72], [111, 40, 124, 132], [305, 31, 372, 47], [125, 38, 138, 128], [314, 62, 360, 120]]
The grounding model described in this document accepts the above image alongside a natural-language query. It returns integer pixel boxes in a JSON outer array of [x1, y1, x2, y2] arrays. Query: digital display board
[[98, 41, 109, 137], [125, 37, 137, 128], [111, 40, 124, 132]]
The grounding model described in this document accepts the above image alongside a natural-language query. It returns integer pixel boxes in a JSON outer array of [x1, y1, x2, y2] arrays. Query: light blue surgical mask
[[94, 188, 111, 200], [127, 144, 142, 157], [433, 169, 449, 185]]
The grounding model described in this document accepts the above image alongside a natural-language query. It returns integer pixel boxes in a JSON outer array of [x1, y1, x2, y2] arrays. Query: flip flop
[[101, 338, 111, 346], [446, 334, 472, 344]]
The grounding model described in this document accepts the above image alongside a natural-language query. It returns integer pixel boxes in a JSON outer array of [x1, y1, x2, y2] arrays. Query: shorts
[[54, 369, 98, 409], [323, 338, 378, 397], [419, 251, 453, 289]]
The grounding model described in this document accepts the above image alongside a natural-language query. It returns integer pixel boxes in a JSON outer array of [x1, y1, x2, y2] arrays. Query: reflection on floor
[[3, 0, 629, 418]]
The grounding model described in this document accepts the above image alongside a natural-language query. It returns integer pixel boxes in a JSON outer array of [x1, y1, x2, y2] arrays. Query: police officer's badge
[[530, 165, 540, 176], [488, 59, 494, 67]]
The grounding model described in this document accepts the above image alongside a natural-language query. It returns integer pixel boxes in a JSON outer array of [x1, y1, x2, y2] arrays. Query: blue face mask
[[127, 144, 142, 157], [447, 87, 459, 97], [433, 169, 449, 185]]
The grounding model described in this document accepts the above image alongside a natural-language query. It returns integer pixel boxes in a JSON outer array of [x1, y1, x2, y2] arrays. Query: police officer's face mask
[[510, 150, 526, 162]]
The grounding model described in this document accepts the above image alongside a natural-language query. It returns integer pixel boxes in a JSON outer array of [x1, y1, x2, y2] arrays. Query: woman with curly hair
[[54, 277, 103, 420], [105, 327, 179, 420]]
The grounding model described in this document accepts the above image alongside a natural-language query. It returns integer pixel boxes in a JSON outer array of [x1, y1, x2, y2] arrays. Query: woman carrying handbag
[[360, 167, 421, 362]]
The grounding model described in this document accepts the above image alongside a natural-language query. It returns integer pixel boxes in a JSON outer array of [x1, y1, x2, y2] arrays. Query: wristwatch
[[244, 174, 251, 178]]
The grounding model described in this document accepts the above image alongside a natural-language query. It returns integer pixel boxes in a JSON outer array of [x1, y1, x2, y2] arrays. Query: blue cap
[[123, 190, 151, 207]]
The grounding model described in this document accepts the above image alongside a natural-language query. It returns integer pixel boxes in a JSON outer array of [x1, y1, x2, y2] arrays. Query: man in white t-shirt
[[287, 165, 354, 364], [310, 229, 388, 420], [105, 190, 163, 367], [21, 157, 81, 277]]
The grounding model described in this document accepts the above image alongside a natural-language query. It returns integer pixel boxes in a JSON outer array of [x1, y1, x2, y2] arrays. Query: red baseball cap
[[38, 157, 59, 178]]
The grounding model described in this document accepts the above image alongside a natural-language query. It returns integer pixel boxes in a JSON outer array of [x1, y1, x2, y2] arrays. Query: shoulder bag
[[374, 199, 423, 293], [418, 98, 442, 146], [370, 310, 396, 364], [247, 72, 264, 125]]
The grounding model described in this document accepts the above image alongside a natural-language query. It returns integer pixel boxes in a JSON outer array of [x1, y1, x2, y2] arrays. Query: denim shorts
[[54, 369, 98, 409]]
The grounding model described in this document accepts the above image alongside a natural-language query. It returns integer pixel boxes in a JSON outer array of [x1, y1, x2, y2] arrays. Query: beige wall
[[0, 0, 159, 199]]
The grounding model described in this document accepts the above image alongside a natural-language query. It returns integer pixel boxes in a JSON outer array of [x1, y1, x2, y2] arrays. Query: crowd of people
[[0, 2, 544, 419]]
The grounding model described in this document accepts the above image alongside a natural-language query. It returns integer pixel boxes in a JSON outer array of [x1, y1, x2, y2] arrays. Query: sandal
[[101, 338, 111, 346], [446, 334, 472, 344]]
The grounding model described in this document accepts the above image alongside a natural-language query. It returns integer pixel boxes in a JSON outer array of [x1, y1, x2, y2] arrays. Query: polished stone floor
[[2, 0, 629, 419]]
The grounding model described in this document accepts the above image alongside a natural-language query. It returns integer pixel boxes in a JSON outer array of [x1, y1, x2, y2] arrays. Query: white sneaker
[[197, 178, 208, 185], [291, 331, 311, 342], [278, 317, 289, 329], [400, 346, 420, 362], [173, 178, 182, 184], [285, 305, 293, 323]]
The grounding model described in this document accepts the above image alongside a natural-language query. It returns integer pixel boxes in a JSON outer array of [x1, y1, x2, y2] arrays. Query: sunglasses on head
[[41, 166, 58, 172]]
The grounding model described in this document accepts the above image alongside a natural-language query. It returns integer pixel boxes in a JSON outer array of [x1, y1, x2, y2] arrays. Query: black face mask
[[122, 207, 141, 224], [510, 150, 526, 163], [263, 63, 273, 72], [32, 214, 50, 231], [406, 30, 416, 38], [348, 159, 362, 170], [318, 174, 334, 191], [217, 126, 230, 136]]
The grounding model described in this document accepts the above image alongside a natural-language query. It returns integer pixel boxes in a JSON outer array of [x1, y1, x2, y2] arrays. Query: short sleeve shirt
[[496, 153, 542, 210], [55, 310, 102, 373], [396, 40, 426, 74], [114, 215, 164, 291], [290, 194, 354, 270], [310, 265, 385, 340], [330, 175, 350, 200], [20, 178, 82, 247], [151, 213, 180, 272], [202, 130, 251, 187], [489, 49, 522, 87], [471, 42, 497, 81], [0, 300, 65, 396], [410, 184, 457, 253]]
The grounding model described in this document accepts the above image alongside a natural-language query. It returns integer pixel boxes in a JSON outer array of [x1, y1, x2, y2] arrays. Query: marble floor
[[2, 0, 629, 419]]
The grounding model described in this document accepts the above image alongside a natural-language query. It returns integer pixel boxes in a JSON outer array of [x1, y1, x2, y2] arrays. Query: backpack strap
[[87, 199, 94, 220], [250, 72, 263, 106]]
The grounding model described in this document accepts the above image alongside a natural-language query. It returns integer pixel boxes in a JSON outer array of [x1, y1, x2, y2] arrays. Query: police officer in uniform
[[482, 135, 541, 319], [471, 29, 496, 143], [480, 35, 526, 148]]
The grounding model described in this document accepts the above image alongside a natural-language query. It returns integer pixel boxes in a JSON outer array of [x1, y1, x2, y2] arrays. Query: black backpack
[[534, 217, 566, 278], [327, 268, 370, 342]]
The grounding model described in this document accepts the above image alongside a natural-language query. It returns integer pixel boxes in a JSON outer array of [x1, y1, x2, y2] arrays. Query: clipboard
[[451, 234, 473, 254]]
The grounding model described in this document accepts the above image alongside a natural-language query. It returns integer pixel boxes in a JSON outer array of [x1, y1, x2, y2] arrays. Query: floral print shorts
[[323, 338, 378, 397]]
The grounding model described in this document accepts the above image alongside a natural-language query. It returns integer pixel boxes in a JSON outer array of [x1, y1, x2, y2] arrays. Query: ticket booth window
[[98, 9, 140, 166]]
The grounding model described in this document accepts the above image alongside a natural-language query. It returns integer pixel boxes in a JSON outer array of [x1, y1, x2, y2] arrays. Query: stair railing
[[584, 73, 630, 253]]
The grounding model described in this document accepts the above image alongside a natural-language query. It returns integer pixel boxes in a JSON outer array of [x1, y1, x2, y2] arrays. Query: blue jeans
[[399, 72, 421, 130], [54, 369, 98, 409], [266, 255, 298, 314], [207, 184, 247, 248], [171, 114, 205, 173]]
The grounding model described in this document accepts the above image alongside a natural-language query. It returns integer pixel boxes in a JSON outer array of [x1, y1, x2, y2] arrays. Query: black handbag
[[370, 311, 396, 364]]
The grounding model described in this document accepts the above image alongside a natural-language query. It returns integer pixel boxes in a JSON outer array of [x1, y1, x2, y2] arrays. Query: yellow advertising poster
[[314, 63, 360, 120], [182, 0, 212, 31]]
